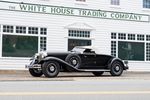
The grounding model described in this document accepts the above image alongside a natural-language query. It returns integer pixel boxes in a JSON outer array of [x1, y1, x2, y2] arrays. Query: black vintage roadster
[[26, 46, 128, 78]]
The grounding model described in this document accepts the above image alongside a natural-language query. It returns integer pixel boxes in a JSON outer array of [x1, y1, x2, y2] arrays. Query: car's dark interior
[[83, 49, 95, 53]]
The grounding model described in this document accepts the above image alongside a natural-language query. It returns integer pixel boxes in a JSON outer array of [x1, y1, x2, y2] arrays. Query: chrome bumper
[[124, 60, 129, 70], [124, 65, 129, 70], [25, 59, 41, 69], [25, 64, 41, 69]]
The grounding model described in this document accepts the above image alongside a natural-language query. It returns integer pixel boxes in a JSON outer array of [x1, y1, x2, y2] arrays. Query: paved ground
[[0, 70, 150, 100], [0, 79, 150, 100], [0, 70, 150, 81]]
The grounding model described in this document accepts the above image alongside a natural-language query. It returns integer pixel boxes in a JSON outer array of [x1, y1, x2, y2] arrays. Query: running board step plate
[[77, 69, 110, 72]]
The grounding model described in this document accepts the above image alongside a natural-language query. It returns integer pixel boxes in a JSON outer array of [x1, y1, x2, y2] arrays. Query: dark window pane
[[3, 25, 13, 33], [68, 39, 91, 51], [143, 0, 150, 8], [111, 0, 120, 5], [2, 35, 38, 57], [118, 41, 144, 61]]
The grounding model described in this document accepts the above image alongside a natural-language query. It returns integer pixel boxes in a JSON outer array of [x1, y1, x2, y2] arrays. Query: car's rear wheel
[[65, 54, 81, 70], [110, 61, 123, 76], [29, 69, 43, 77], [92, 71, 104, 76], [42, 61, 60, 78]]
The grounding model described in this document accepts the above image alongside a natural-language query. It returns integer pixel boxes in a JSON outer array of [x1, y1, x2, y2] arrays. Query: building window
[[68, 39, 91, 51], [128, 34, 135, 40], [76, 0, 86, 2], [146, 43, 150, 61], [28, 27, 38, 34], [40, 37, 47, 51], [2, 35, 38, 57], [1, 25, 47, 57], [118, 33, 126, 40], [146, 35, 150, 41], [68, 30, 90, 38], [16, 26, 26, 34], [3, 25, 13, 33], [111, 32, 149, 61], [118, 41, 144, 61], [137, 34, 144, 41], [111, 41, 116, 57], [111, 32, 116, 39], [68, 30, 91, 50], [143, 0, 150, 8], [111, 0, 120, 5], [40, 28, 47, 35]]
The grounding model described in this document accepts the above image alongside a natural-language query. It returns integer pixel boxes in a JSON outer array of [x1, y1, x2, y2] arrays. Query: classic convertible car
[[25, 46, 128, 78]]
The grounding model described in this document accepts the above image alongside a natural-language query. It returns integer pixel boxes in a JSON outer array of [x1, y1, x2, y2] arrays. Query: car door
[[95, 54, 112, 68], [80, 52, 97, 69]]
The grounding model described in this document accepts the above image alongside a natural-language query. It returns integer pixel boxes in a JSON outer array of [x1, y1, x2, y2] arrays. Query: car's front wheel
[[110, 61, 123, 76], [42, 61, 60, 78], [29, 69, 43, 77], [92, 71, 104, 76]]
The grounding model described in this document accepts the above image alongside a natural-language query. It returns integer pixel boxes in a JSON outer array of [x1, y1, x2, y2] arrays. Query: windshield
[[71, 46, 101, 54], [71, 47, 85, 53]]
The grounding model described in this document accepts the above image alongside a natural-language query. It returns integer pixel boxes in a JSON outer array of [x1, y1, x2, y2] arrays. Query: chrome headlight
[[40, 51, 47, 58], [32, 52, 47, 62], [35, 53, 40, 59], [38, 51, 47, 61]]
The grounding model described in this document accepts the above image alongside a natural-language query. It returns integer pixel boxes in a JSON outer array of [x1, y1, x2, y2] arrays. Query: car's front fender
[[42, 57, 79, 71]]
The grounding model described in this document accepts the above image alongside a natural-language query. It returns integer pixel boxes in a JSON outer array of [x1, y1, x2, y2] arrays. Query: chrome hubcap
[[72, 59, 77, 65], [115, 66, 120, 71], [49, 65, 55, 72]]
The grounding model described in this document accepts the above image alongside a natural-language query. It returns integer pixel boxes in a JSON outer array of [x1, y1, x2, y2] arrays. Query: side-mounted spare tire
[[42, 61, 60, 78], [65, 54, 81, 71]]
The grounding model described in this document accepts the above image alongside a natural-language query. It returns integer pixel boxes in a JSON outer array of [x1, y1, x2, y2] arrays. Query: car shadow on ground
[[56, 72, 125, 78]]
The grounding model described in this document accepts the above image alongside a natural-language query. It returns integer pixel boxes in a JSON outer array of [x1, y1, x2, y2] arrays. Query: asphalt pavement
[[0, 79, 150, 100], [0, 70, 150, 100]]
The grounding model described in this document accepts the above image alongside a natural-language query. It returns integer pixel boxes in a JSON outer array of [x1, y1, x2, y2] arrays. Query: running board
[[76, 69, 110, 72]]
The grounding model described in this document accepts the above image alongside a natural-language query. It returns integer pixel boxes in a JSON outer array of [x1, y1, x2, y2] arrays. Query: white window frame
[[0, 24, 47, 59], [111, 32, 150, 62], [68, 29, 92, 51]]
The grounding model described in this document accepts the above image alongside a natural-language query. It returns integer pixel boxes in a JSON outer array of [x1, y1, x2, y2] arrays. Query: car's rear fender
[[107, 58, 126, 70], [42, 57, 78, 71]]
